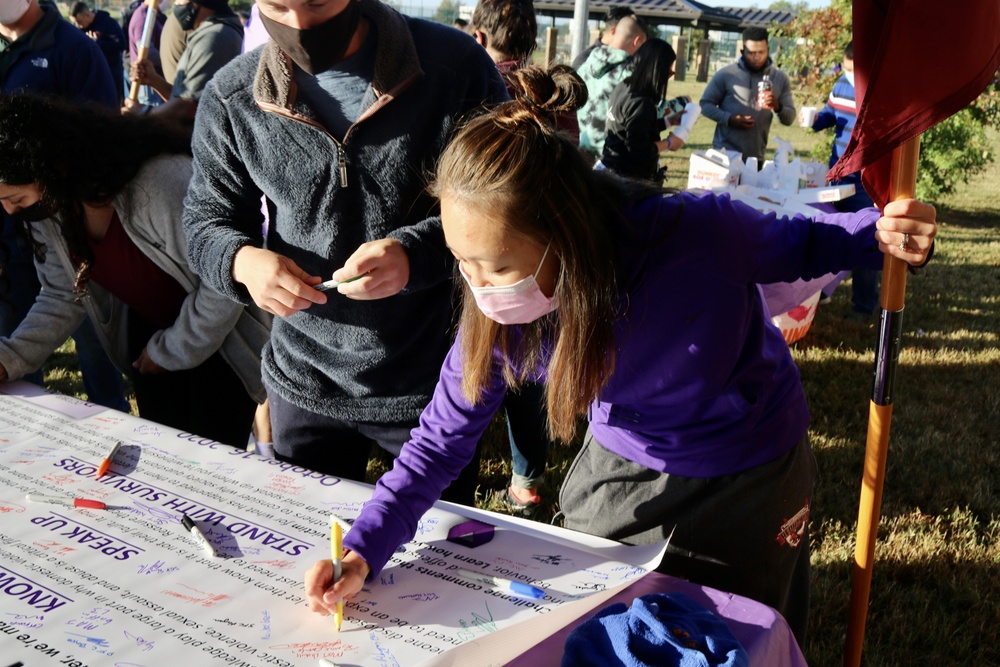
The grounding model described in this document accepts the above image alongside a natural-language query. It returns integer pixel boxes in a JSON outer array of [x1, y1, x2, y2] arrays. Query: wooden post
[[696, 39, 712, 82], [545, 26, 558, 66], [672, 34, 688, 81]]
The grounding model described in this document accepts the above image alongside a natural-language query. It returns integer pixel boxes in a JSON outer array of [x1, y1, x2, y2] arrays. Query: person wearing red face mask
[[182, 0, 507, 502]]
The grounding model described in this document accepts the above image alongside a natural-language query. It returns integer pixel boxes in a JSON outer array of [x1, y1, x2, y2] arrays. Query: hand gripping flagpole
[[843, 135, 921, 667], [128, 0, 160, 103]]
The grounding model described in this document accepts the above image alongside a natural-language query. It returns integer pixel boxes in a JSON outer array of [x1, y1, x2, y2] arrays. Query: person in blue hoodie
[[809, 40, 880, 318], [303, 65, 938, 646]]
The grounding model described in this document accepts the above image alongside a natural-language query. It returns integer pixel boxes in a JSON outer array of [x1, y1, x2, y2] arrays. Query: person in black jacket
[[70, 2, 127, 101], [601, 38, 685, 183]]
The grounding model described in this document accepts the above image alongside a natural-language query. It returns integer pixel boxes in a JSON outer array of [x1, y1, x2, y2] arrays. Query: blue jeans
[[503, 382, 551, 490], [74, 318, 129, 412], [123, 70, 164, 107]]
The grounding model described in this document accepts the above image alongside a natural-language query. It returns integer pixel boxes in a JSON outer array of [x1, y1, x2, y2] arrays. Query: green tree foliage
[[433, 0, 460, 25], [778, 0, 999, 203], [774, 0, 852, 102], [769, 1, 810, 14], [916, 81, 999, 201]]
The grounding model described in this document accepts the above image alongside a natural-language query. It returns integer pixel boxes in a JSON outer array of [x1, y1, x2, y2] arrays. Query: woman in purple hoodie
[[304, 65, 937, 643]]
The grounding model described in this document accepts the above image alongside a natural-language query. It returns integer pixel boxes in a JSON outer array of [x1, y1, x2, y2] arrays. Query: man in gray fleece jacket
[[182, 0, 506, 498], [699, 26, 796, 163]]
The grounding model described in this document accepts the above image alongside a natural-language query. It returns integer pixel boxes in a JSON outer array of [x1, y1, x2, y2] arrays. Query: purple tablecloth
[[506, 571, 808, 667]]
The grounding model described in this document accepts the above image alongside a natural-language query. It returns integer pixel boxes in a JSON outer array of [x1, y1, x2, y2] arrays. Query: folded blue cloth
[[562, 592, 749, 667]]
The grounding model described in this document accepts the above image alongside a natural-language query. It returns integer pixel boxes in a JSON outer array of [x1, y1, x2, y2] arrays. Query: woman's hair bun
[[508, 64, 589, 120]]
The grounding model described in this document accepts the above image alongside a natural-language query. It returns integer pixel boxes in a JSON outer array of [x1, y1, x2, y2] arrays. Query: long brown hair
[[430, 65, 644, 443]]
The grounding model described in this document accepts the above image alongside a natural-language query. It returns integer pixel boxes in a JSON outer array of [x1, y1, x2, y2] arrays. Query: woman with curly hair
[[0, 92, 270, 447], [302, 65, 937, 642]]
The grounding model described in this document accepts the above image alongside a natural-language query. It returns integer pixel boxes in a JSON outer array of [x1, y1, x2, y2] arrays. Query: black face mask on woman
[[258, 0, 362, 76], [10, 199, 56, 224]]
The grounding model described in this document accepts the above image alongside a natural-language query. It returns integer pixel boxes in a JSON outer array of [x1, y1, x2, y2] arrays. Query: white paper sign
[[0, 383, 665, 666]]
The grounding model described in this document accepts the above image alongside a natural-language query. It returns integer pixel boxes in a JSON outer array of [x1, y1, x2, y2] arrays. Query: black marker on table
[[181, 514, 216, 558]]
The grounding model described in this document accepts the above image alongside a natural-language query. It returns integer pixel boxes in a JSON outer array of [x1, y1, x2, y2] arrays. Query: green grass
[[40, 81, 1000, 666]]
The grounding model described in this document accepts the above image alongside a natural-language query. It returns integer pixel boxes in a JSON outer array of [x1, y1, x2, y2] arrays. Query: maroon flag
[[828, 0, 1000, 208]]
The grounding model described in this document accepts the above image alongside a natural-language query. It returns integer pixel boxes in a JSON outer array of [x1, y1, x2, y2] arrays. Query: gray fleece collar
[[252, 0, 423, 111]]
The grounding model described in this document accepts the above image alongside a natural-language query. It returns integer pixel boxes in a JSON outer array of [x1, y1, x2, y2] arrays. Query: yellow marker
[[331, 517, 343, 631]]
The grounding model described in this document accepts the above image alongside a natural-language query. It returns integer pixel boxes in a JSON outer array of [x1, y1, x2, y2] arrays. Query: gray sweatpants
[[559, 430, 816, 646]]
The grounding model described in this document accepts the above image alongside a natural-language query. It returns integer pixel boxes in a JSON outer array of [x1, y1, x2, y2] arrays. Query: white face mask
[[845, 71, 855, 87], [0, 0, 31, 25], [159, 0, 172, 13], [461, 243, 559, 325]]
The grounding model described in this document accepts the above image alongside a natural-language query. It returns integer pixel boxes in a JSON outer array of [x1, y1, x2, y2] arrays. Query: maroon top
[[87, 210, 187, 330]]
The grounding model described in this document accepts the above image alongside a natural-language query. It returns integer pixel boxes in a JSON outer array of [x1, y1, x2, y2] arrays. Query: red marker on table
[[96, 441, 121, 479], [26, 494, 107, 510]]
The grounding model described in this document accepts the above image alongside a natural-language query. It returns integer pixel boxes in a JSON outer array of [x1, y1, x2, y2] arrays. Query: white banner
[[0, 382, 665, 667]]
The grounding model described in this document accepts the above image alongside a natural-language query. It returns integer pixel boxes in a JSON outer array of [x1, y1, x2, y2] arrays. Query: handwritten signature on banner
[[531, 553, 572, 566], [136, 560, 180, 576], [10, 444, 60, 464], [398, 592, 439, 602], [0, 500, 26, 514], [322, 501, 365, 519], [146, 447, 202, 466], [261, 610, 272, 641], [264, 473, 306, 495], [66, 631, 114, 655], [611, 564, 646, 580], [161, 584, 230, 607], [269, 640, 359, 659], [415, 517, 439, 536], [4, 612, 44, 629], [41, 472, 80, 487], [133, 423, 163, 438], [130, 501, 178, 525], [123, 629, 155, 652], [249, 558, 297, 570], [369, 631, 403, 667], [67, 607, 114, 631], [82, 414, 127, 433], [205, 462, 238, 476], [32, 539, 76, 557], [456, 600, 499, 642]]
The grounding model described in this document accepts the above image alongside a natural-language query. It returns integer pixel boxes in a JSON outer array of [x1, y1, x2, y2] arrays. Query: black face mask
[[173, 2, 200, 31], [10, 199, 56, 224], [258, 0, 362, 76]]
